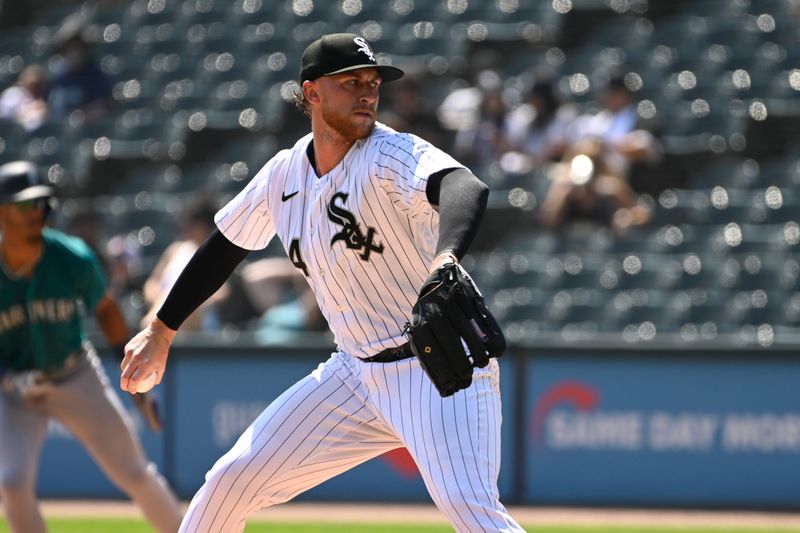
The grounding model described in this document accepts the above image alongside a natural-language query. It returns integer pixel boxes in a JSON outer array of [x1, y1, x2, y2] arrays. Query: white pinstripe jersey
[[215, 122, 464, 358]]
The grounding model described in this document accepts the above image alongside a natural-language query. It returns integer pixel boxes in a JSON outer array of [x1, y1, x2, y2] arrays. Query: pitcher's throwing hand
[[119, 318, 175, 394]]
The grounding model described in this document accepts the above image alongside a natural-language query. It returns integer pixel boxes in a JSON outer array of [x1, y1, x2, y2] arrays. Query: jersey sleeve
[[214, 157, 278, 250], [373, 134, 465, 218]]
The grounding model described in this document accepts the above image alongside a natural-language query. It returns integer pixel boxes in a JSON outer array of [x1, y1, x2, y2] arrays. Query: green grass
[[1, 520, 800, 533]]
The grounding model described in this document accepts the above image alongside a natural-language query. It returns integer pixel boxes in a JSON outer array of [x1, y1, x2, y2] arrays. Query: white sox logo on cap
[[353, 36, 375, 62], [299, 33, 403, 82]]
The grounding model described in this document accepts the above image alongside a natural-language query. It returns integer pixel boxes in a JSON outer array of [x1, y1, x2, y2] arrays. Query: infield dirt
[[38, 501, 800, 529]]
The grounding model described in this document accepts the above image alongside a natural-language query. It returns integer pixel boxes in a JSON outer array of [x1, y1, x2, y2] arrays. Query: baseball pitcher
[[121, 34, 523, 533]]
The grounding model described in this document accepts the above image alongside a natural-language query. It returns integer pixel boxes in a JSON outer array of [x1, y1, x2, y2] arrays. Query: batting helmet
[[0, 161, 55, 209]]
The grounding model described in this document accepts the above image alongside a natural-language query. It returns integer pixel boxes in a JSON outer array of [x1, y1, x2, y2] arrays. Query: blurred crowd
[[0, 12, 328, 340], [0, 10, 666, 338], [386, 65, 662, 235], [0, 13, 112, 130]]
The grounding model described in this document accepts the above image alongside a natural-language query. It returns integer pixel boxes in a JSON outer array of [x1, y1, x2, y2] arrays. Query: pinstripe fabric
[[180, 354, 400, 533], [214, 122, 460, 359], [198, 121, 522, 532], [357, 357, 522, 533], [179, 354, 523, 533]]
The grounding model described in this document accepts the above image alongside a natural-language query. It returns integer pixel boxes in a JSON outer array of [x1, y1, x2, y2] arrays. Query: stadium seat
[[174, 0, 229, 25], [689, 157, 762, 189], [274, 0, 333, 24], [1, 0, 794, 344], [124, 0, 182, 28], [132, 163, 185, 193], [678, 303, 735, 336], [584, 15, 655, 50], [0, 118, 27, 161], [392, 21, 464, 58], [111, 108, 166, 141]]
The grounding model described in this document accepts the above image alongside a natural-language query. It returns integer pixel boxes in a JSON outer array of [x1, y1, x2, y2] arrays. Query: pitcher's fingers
[[120, 346, 132, 371], [120, 360, 140, 392], [124, 366, 148, 394]]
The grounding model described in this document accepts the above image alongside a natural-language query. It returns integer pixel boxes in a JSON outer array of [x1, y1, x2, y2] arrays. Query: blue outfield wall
[[523, 352, 800, 507], [36, 345, 800, 508]]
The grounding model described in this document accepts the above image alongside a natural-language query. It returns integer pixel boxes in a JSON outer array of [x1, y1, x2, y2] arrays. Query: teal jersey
[[0, 228, 106, 371]]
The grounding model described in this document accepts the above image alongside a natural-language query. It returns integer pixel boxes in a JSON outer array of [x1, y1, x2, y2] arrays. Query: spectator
[[439, 69, 514, 170], [538, 140, 652, 235], [378, 74, 449, 149], [64, 211, 105, 267], [239, 257, 328, 343], [240, 258, 308, 314], [63, 210, 146, 327], [141, 199, 226, 331], [47, 13, 112, 121], [241, 257, 328, 344], [212, 265, 263, 331], [255, 287, 329, 344], [105, 235, 141, 297], [435, 48, 504, 134], [569, 73, 661, 181], [469, 88, 513, 169], [104, 234, 144, 327], [0, 65, 48, 131], [505, 77, 578, 168]]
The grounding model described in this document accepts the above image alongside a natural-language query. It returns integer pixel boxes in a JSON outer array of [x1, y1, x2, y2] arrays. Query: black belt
[[361, 343, 415, 363]]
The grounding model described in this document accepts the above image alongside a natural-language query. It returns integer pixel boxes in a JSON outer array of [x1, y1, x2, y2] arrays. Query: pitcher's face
[[311, 68, 382, 140]]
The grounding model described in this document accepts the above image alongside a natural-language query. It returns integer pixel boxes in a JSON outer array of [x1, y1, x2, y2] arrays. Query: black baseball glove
[[405, 262, 506, 397]]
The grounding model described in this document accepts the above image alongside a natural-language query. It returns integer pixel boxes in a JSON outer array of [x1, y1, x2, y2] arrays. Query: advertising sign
[[525, 355, 800, 506]]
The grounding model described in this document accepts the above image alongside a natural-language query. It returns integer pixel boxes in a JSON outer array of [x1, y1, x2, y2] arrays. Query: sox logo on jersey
[[327, 191, 384, 260], [214, 122, 463, 358]]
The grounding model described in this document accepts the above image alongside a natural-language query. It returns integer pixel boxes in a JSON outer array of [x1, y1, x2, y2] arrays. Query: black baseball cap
[[299, 33, 404, 84], [0, 161, 53, 204]]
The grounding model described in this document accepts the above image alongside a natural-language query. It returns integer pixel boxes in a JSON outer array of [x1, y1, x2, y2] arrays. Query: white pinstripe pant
[[179, 353, 524, 533]]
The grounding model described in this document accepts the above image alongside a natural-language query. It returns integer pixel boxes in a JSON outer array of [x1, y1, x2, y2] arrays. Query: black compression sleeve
[[426, 167, 489, 259], [156, 229, 249, 330]]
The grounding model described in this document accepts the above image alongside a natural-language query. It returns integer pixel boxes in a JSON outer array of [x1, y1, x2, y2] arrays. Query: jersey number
[[289, 238, 309, 276]]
